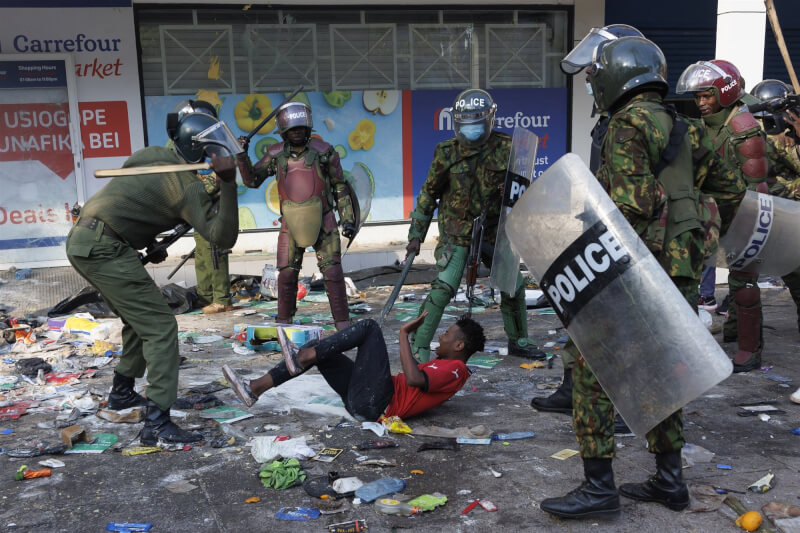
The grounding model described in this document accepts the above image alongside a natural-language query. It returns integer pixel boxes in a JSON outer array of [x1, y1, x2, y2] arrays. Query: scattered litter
[[14, 465, 51, 480], [374, 498, 422, 516], [380, 415, 411, 434], [64, 433, 117, 454], [492, 431, 535, 440], [361, 459, 397, 467], [461, 500, 480, 515], [251, 436, 315, 463], [793, 428, 800, 435], [61, 425, 95, 449], [313, 448, 344, 463], [1, 428, 13, 435], [201, 405, 253, 423], [682, 443, 715, 466], [479, 500, 498, 512], [757, 413, 770, 422], [274, 506, 320, 521], [245, 497, 261, 503], [38, 459, 65, 468], [687, 484, 727, 512], [748, 472, 775, 493], [734, 510, 763, 531], [333, 477, 364, 494], [5, 442, 68, 458], [466, 354, 503, 369], [105, 523, 152, 532], [233, 345, 256, 356], [173, 394, 223, 410], [550, 448, 579, 460], [164, 479, 198, 494], [456, 437, 491, 445], [358, 440, 397, 450], [762, 501, 800, 520], [416, 439, 458, 452], [457, 489, 472, 495], [489, 468, 502, 478], [763, 373, 792, 383], [354, 477, 406, 503], [716, 464, 733, 470], [412, 424, 489, 439], [121, 446, 161, 456], [519, 361, 545, 369], [361, 421, 385, 437], [260, 458, 306, 490], [327, 519, 367, 533], [97, 407, 143, 424]]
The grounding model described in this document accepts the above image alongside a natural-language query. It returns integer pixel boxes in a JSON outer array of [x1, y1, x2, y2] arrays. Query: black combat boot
[[508, 338, 546, 360], [540, 458, 620, 519], [618, 451, 689, 511], [531, 366, 572, 414], [141, 400, 203, 445], [107, 372, 148, 410]]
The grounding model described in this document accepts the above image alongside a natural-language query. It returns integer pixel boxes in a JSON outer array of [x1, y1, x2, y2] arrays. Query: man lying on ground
[[222, 312, 485, 420]]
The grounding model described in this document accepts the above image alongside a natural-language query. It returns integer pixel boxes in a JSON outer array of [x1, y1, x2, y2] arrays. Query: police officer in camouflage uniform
[[751, 80, 800, 332], [677, 60, 769, 373], [540, 36, 745, 519], [66, 110, 242, 445], [405, 89, 543, 362], [173, 100, 234, 314], [240, 102, 356, 330], [532, 23, 644, 416]]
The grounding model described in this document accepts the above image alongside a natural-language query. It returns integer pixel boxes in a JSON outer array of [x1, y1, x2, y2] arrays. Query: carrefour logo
[[434, 107, 551, 131]]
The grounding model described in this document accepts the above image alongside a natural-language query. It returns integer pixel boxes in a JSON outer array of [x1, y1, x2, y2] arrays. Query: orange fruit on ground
[[735, 510, 762, 531]]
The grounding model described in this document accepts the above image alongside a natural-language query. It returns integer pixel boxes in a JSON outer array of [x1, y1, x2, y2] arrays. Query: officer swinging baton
[[94, 85, 304, 178], [378, 250, 416, 327]]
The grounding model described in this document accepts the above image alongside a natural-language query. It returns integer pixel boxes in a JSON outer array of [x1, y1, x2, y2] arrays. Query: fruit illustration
[[264, 177, 281, 214], [235, 94, 274, 134], [195, 89, 224, 115], [363, 90, 400, 115], [254, 136, 280, 159], [238, 206, 257, 230], [348, 119, 376, 151], [322, 90, 351, 108], [284, 91, 311, 106], [334, 144, 347, 160]]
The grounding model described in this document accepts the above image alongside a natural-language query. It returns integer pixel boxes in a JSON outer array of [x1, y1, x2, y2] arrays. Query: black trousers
[[268, 319, 394, 420]]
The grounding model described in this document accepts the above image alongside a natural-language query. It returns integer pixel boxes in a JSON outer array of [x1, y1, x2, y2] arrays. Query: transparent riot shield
[[506, 154, 732, 437], [489, 127, 538, 294], [711, 189, 800, 276]]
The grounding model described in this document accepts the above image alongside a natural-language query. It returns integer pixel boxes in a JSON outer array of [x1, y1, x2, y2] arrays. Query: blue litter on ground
[[716, 464, 732, 470]]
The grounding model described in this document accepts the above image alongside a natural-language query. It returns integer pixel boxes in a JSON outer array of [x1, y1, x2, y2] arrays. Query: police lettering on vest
[[728, 193, 773, 270], [540, 221, 635, 327]]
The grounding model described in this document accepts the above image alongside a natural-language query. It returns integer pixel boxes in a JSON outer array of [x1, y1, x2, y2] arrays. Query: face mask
[[197, 156, 213, 175], [586, 81, 594, 96], [460, 124, 485, 142]]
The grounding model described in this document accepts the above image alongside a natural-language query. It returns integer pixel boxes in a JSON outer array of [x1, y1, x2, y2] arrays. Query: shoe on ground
[[540, 458, 620, 519], [221, 364, 258, 408], [531, 367, 572, 414], [508, 338, 546, 360], [732, 353, 761, 373], [277, 327, 303, 376], [141, 400, 203, 446], [715, 294, 730, 315], [107, 371, 148, 410], [790, 387, 800, 404], [697, 295, 717, 311], [202, 302, 233, 314]]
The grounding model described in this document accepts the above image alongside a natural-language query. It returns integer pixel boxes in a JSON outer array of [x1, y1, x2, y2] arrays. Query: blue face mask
[[197, 156, 213, 175], [459, 124, 485, 142]]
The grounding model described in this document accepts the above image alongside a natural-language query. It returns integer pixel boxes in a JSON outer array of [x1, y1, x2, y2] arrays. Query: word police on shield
[[540, 221, 635, 327], [505, 171, 528, 208]]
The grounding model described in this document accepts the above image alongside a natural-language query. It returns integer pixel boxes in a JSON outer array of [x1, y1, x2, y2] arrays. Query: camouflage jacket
[[252, 139, 355, 225], [598, 92, 744, 279], [701, 103, 768, 191], [408, 131, 511, 247], [765, 135, 800, 200]]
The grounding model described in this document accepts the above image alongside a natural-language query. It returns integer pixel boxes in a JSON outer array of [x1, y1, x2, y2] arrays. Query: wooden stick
[[94, 162, 211, 178], [765, 0, 800, 93]]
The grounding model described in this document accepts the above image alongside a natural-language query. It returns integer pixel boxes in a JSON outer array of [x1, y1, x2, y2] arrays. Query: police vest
[[625, 100, 703, 251]]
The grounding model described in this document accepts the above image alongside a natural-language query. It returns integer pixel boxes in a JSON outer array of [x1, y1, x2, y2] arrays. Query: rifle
[[465, 208, 487, 317], [139, 222, 192, 266]]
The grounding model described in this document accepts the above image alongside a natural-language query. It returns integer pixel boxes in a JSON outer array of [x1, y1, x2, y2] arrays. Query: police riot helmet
[[276, 101, 313, 137], [452, 89, 497, 148], [169, 112, 226, 163], [588, 36, 668, 112], [676, 59, 744, 108], [561, 24, 644, 75], [751, 79, 792, 134]]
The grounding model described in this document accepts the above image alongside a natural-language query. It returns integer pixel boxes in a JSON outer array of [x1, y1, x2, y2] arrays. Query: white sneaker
[[791, 387, 800, 405]]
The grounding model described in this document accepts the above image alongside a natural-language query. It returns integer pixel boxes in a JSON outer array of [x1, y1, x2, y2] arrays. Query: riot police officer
[[66, 110, 241, 445], [240, 102, 356, 330], [405, 89, 544, 362]]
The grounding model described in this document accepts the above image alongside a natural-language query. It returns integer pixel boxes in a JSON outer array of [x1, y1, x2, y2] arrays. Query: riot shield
[[711, 189, 800, 276], [489, 127, 538, 294], [505, 154, 732, 437]]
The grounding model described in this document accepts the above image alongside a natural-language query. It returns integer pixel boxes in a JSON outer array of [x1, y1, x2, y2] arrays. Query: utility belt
[[76, 216, 124, 242]]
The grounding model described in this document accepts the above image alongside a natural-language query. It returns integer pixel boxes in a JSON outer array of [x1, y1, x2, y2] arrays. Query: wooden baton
[[94, 162, 211, 178]]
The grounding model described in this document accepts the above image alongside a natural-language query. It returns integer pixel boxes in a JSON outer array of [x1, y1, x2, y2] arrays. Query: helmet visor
[[560, 27, 616, 75], [192, 120, 243, 157], [676, 61, 729, 94]]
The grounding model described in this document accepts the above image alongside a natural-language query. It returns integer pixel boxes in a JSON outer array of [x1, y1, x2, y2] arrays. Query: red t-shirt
[[384, 358, 470, 419]]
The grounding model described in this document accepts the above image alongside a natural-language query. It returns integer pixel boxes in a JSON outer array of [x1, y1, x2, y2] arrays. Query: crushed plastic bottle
[[492, 431, 535, 440], [354, 477, 405, 503], [374, 498, 422, 516]]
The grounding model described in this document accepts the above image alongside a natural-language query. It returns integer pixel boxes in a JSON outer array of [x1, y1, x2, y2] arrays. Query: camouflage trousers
[[572, 277, 695, 458], [194, 233, 231, 306], [723, 271, 763, 346]]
